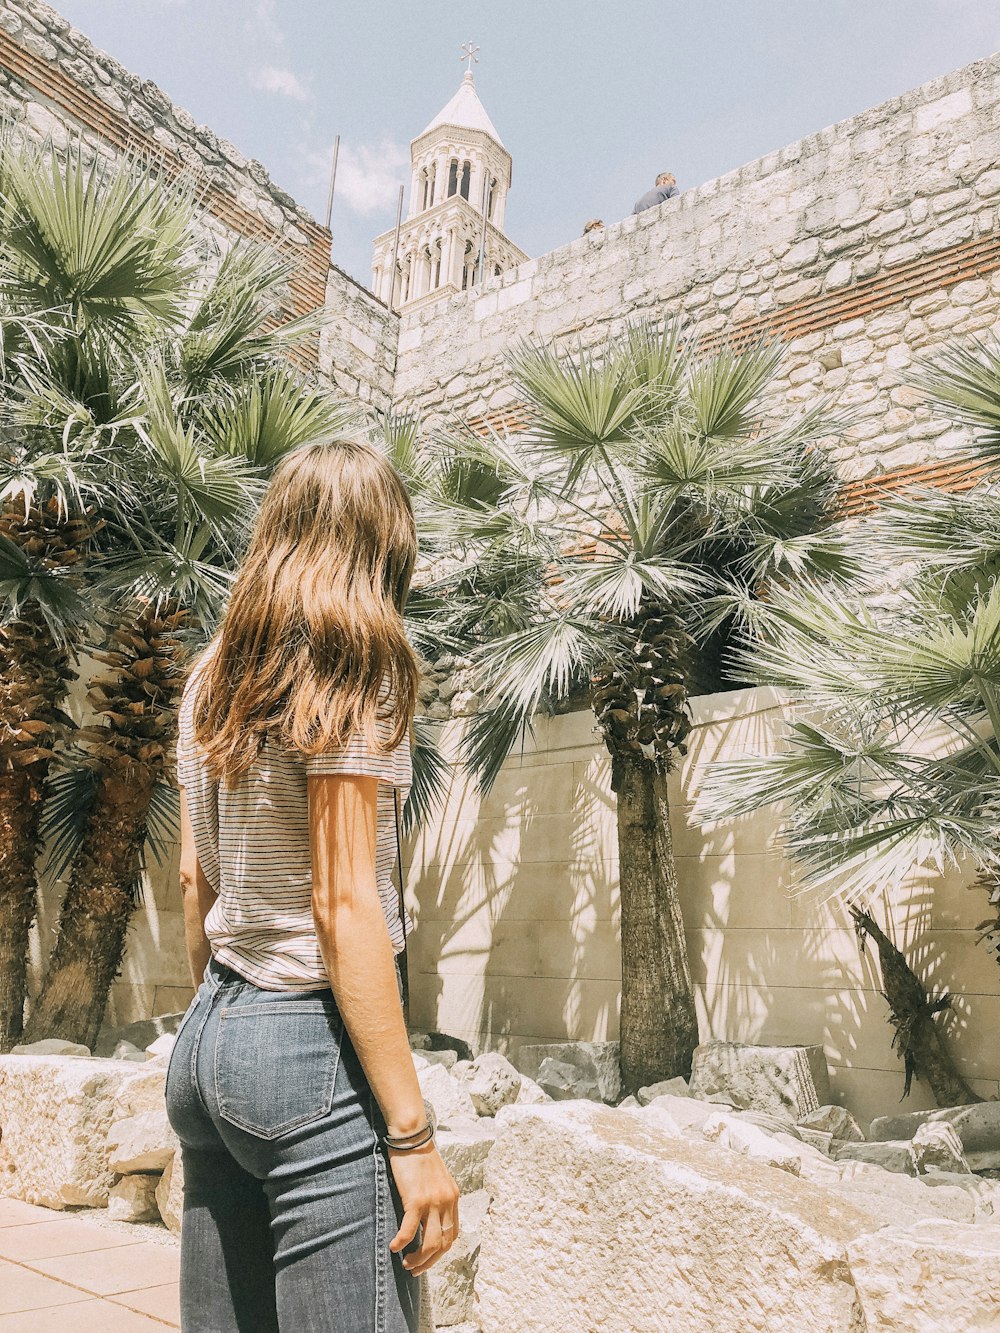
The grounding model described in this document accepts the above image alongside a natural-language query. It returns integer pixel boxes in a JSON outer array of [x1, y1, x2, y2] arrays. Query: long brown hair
[[189, 437, 419, 786]]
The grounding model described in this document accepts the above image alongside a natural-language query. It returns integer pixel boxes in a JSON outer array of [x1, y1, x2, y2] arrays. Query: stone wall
[[393, 52, 1000, 483], [0, 0, 398, 410], [407, 691, 1000, 1126]]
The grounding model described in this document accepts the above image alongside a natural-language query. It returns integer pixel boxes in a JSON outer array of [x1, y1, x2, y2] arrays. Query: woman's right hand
[[387, 1141, 460, 1275]]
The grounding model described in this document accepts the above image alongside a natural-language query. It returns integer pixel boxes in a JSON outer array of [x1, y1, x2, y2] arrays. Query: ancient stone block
[[427, 1188, 488, 1326], [688, 1041, 830, 1118], [106, 1110, 178, 1173], [798, 1105, 866, 1143], [909, 1122, 971, 1176], [436, 1122, 497, 1194], [415, 1062, 477, 1128], [847, 1220, 1000, 1332], [111, 1067, 168, 1120], [10, 1039, 90, 1058], [0, 1055, 138, 1207], [156, 1151, 183, 1234], [832, 1140, 916, 1175], [514, 1041, 621, 1105], [477, 1102, 873, 1332], [108, 1172, 161, 1222], [869, 1103, 1000, 1155], [637, 1076, 690, 1105], [462, 1053, 521, 1117]]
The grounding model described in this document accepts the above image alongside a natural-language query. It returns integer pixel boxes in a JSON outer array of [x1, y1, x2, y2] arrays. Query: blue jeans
[[165, 954, 420, 1332]]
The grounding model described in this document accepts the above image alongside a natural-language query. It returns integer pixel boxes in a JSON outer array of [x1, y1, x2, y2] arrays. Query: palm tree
[[427, 323, 849, 1092], [0, 125, 365, 1045], [0, 131, 196, 1048], [699, 334, 1000, 1105]]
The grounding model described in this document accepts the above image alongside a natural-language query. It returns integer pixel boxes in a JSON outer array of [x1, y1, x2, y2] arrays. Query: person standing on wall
[[633, 171, 679, 213], [165, 439, 458, 1332]]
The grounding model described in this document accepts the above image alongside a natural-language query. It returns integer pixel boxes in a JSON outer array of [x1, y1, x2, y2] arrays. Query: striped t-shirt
[[175, 647, 413, 990]]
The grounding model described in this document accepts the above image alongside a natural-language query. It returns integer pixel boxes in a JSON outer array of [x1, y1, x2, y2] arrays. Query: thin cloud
[[306, 139, 409, 217], [252, 66, 310, 102], [247, 0, 284, 49]]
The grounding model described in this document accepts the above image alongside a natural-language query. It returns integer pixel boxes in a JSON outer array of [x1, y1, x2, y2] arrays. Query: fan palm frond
[[1, 135, 195, 332], [198, 366, 355, 468]]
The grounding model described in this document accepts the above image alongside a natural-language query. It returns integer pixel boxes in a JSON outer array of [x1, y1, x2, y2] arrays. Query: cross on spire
[[459, 40, 480, 76]]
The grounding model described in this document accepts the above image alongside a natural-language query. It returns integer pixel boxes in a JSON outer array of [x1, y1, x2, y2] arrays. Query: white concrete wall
[[407, 688, 999, 1125]]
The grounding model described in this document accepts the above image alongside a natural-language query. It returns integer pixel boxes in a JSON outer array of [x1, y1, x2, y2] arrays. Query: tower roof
[[419, 71, 504, 147]]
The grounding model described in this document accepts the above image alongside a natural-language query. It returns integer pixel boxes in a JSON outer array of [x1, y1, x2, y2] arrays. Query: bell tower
[[371, 45, 528, 309]]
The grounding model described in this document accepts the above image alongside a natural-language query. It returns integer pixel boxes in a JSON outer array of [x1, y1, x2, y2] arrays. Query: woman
[[165, 438, 458, 1332]]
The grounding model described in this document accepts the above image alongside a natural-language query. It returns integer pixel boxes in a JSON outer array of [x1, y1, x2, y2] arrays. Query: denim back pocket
[[214, 999, 343, 1139]]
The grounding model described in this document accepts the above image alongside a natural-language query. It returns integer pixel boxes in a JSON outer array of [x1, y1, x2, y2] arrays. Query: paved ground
[[0, 1197, 180, 1330]]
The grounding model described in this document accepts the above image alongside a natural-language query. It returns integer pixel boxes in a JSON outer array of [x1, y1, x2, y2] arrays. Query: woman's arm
[[178, 786, 214, 987], [308, 772, 459, 1274]]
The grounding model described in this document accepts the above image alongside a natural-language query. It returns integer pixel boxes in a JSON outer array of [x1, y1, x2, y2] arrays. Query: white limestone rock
[[107, 1110, 178, 1173], [909, 1121, 970, 1176], [513, 1071, 551, 1105], [94, 1012, 185, 1059], [427, 1188, 488, 1326], [514, 1040, 621, 1105], [416, 1062, 477, 1128], [10, 1038, 91, 1058], [798, 1104, 866, 1143], [832, 1140, 916, 1175], [797, 1127, 835, 1156], [637, 1076, 690, 1105], [477, 1101, 876, 1332], [112, 1067, 168, 1120], [642, 1092, 724, 1137], [144, 1033, 176, 1060], [702, 1112, 802, 1175], [847, 1220, 1000, 1331], [436, 1121, 497, 1194], [156, 1151, 183, 1233], [416, 1049, 457, 1070], [534, 1056, 599, 1102], [869, 1102, 1000, 1155], [463, 1052, 521, 1116], [830, 1161, 975, 1227], [108, 1172, 161, 1222], [689, 1041, 830, 1119], [733, 1109, 802, 1139], [0, 1054, 138, 1207], [111, 1041, 147, 1063]]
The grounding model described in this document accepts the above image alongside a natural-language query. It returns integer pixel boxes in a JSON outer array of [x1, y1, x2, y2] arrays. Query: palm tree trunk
[[24, 775, 151, 1048], [851, 908, 981, 1107], [0, 773, 42, 1049], [24, 602, 183, 1049], [613, 752, 699, 1094]]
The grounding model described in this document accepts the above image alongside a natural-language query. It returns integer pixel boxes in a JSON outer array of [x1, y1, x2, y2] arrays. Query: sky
[[54, 1, 1000, 288]]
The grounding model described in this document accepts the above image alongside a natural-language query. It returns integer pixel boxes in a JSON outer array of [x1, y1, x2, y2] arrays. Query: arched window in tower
[[447, 159, 458, 197], [486, 178, 498, 220], [494, 263, 502, 277], [419, 170, 428, 211], [432, 240, 442, 289], [461, 241, 473, 290], [460, 161, 471, 200], [428, 162, 436, 206]]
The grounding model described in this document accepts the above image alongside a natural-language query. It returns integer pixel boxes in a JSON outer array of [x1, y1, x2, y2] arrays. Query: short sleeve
[[304, 719, 412, 791]]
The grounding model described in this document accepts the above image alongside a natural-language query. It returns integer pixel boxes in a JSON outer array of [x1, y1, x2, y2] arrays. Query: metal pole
[[476, 173, 489, 286], [388, 184, 404, 311], [323, 134, 340, 232]]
